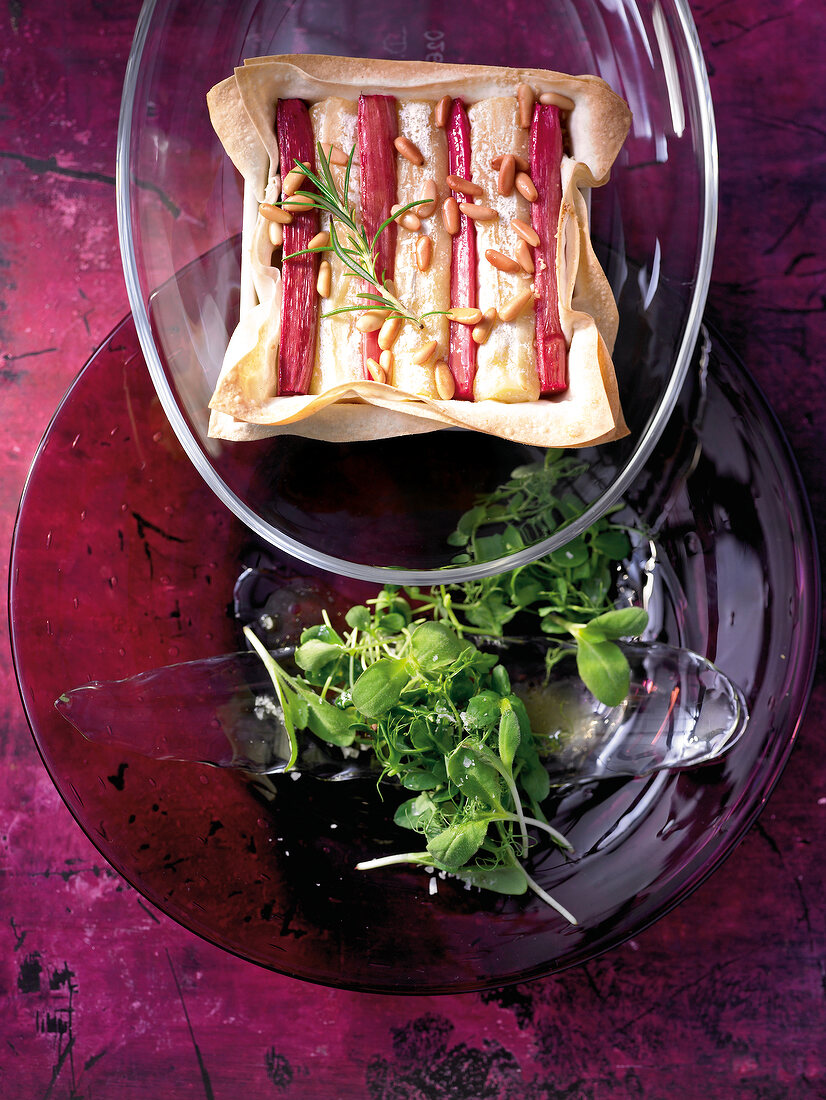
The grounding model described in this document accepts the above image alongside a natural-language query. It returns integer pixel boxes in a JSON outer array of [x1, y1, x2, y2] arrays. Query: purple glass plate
[[9, 314, 819, 993]]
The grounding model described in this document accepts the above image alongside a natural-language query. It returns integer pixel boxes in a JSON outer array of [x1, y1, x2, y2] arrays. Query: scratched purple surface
[[1, 2, 825, 1098]]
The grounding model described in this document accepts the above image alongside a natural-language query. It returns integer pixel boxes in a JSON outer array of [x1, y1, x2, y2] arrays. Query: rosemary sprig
[[278, 143, 438, 329]]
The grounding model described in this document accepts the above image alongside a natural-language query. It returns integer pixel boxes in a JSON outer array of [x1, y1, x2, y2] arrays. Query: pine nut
[[446, 174, 483, 198], [282, 194, 316, 212], [516, 238, 535, 273], [498, 154, 516, 197], [413, 339, 438, 365], [391, 204, 421, 232], [259, 202, 293, 225], [442, 196, 460, 235], [517, 83, 535, 128], [379, 349, 394, 375], [316, 259, 332, 298], [515, 172, 538, 202], [448, 307, 483, 325], [320, 142, 349, 167], [356, 311, 388, 333], [366, 358, 386, 383], [539, 91, 575, 111], [511, 218, 540, 247], [416, 234, 434, 273], [435, 95, 452, 128], [394, 135, 424, 165], [485, 248, 521, 274], [384, 279, 397, 298], [472, 307, 497, 346], [434, 361, 455, 400], [308, 230, 330, 251], [491, 154, 529, 172], [378, 315, 403, 350], [459, 202, 497, 222], [499, 288, 535, 322], [282, 169, 306, 196], [268, 220, 283, 248], [415, 178, 438, 218]]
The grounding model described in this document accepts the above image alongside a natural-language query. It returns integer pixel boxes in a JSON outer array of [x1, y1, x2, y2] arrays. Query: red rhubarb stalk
[[447, 99, 477, 400], [276, 99, 320, 395], [530, 102, 568, 395], [357, 94, 398, 375]]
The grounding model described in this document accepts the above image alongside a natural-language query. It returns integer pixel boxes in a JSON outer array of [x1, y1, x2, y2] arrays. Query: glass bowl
[[117, 0, 717, 582]]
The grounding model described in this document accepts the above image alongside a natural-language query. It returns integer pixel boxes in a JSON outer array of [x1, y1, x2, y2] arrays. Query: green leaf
[[345, 605, 371, 631], [592, 529, 632, 558], [576, 636, 630, 707], [352, 657, 410, 718], [459, 865, 528, 895], [426, 818, 489, 871], [401, 768, 441, 791], [446, 741, 502, 807], [393, 794, 437, 832], [582, 606, 648, 640], [463, 690, 502, 731], [549, 537, 590, 569], [498, 704, 521, 770], [409, 621, 468, 673], [305, 697, 356, 746], [294, 638, 342, 674]]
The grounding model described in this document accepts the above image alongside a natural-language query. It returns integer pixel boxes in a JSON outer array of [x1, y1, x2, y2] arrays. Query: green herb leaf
[[351, 657, 410, 718], [582, 606, 649, 640], [498, 703, 521, 770], [576, 635, 630, 707], [426, 818, 489, 871]]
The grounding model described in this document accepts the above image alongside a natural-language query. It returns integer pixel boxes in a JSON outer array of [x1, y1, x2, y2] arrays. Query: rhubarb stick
[[357, 94, 398, 375], [276, 98, 320, 395], [530, 102, 567, 394], [447, 99, 478, 400]]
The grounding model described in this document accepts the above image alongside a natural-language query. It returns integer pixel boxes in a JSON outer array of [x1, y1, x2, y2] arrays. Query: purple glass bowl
[[9, 307, 818, 993]]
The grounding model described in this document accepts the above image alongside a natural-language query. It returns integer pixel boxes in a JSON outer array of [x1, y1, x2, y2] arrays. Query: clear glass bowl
[[117, 0, 717, 582]]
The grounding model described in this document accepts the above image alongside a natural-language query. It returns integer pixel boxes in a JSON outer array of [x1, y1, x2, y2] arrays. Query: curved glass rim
[[116, 0, 719, 586]]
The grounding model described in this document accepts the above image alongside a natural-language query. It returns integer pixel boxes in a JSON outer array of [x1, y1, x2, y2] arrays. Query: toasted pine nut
[[448, 307, 483, 325], [308, 230, 330, 251], [356, 311, 388, 333], [316, 259, 332, 298], [394, 135, 425, 165], [442, 196, 460, 235], [446, 174, 483, 198], [515, 172, 538, 202], [516, 238, 535, 273], [268, 220, 283, 248], [320, 142, 349, 167], [459, 202, 497, 222], [435, 95, 452, 128], [472, 307, 497, 346], [517, 83, 535, 128], [259, 202, 293, 225], [378, 315, 403, 350], [282, 169, 306, 196], [511, 217, 540, 247], [416, 234, 434, 273], [415, 178, 438, 218], [434, 362, 455, 400], [391, 203, 422, 232], [485, 248, 521, 274], [366, 358, 386, 383], [491, 154, 530, 173], [498, 154, 516, 197], [379, 349, 394, 375], [539, 91, 576, 111], [499, 288, 535, 322], [413, 339, 438, 365], [282, 194, 316, 212], [384, 279, 397, 298]]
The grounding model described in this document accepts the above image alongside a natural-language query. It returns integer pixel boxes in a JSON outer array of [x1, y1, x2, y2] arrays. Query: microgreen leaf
[[582, 607, 649, 640], [427, 818, 489, 871], [351, 657, 410, 718], [575, 635, 630, 707]]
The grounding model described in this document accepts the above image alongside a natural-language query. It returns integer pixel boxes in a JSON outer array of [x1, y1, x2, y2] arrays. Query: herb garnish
[[278, 143, 441, 329], [246, 451, 648, 918]]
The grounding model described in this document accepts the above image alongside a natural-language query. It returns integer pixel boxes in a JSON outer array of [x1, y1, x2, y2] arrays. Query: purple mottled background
[[2, 1, 825, 1098]]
